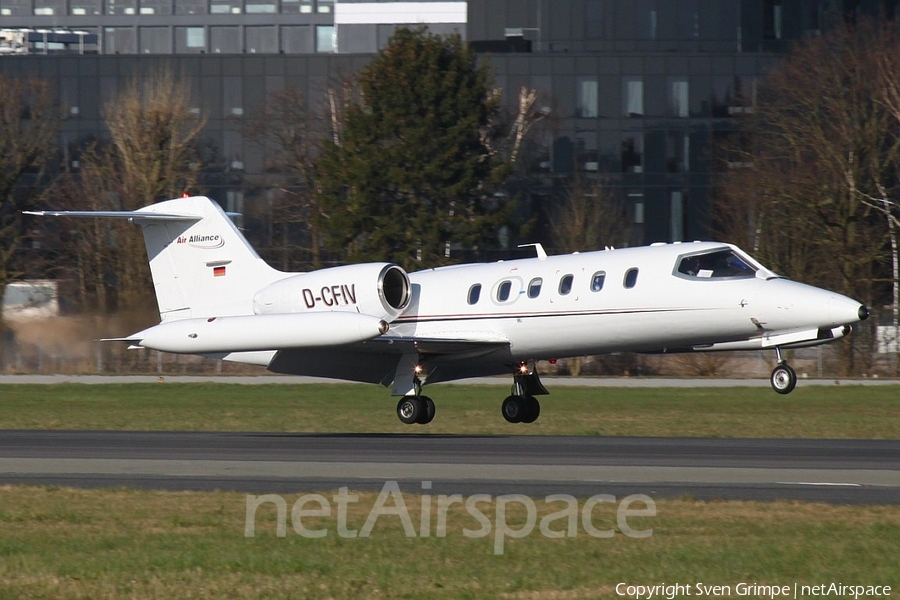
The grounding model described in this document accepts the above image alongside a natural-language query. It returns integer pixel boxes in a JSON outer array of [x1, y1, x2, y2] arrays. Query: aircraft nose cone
[[827, 295, 868, 325]]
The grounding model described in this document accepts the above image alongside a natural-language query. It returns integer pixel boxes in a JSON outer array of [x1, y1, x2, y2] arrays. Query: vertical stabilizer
[[28, 196, 287, 321], [134, 196, 285, 320]]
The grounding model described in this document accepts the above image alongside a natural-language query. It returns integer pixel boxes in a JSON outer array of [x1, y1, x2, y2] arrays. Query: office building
[[0, 1, 888, 249]]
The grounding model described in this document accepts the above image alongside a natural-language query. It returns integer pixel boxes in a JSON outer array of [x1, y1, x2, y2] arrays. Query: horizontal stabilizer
[[26, 196, 283, 320], [24, 210, 201, 222]]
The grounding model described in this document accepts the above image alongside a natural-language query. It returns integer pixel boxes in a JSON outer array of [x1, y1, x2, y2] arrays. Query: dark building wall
[[0, 49, 776, 246], [465, 0, 825, 245], [3, 0, 892, 251]]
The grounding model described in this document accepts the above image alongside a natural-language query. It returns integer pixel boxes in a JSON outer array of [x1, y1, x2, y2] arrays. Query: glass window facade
[[211, 26, 240, 53], [106, 0, 136, 15], [0, 0, 854, 248], [669, 78, 688, 117], [139, 26, 170, 53], [623, 78, 643, 117], [316, 25, 334, 52], [71, 0, 101, 14], [578, 79, 598, 118], [174, 0, 205, 14], [246, 26, 276, 53], [282, 25, 312, 53], [139, 0, 170, 14], [33, 0, 64, 14]]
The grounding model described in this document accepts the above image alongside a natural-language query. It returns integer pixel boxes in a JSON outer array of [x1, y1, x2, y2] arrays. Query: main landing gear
[[501, 394, 540, 423], [396, 395, 435, 425], [501, 361, 548, 424], [395, 364, 436, 425], [770, 346, 797, 395], [393, 359, 549, 425]]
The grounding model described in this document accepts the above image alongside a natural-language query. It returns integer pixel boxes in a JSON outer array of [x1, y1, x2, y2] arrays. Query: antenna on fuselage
[[518, 243, 548, 260]]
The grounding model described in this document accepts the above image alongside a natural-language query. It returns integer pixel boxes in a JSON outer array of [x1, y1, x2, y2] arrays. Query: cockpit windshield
[[676, 249, 757, 279]]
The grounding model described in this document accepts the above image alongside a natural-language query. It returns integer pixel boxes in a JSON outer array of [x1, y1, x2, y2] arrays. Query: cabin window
[[591, 271, 606, 292], [468, 284, 481, 305], [624, 268, 639, 289], [559, 274, 574, 295], [497, 280, 513, 302], [676, 248, 757, 279], [527, 278, 543, 298]]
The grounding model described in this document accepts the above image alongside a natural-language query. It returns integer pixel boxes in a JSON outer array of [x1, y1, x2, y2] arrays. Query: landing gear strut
[[770, 347, 797, 395], [501, 361, 547, 424]]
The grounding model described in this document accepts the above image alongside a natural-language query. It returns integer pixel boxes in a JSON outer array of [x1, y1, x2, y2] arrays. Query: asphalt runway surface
[[1, 375, 898, 502], [1, 431, 898, 504]]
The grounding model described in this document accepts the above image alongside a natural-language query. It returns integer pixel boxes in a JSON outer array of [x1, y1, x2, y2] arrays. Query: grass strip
[[0, 485, 897, 599], [0, 383, 897, 437]]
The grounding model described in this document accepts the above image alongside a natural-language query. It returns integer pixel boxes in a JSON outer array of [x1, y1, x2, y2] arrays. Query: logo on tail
[[176, 233, 225, 249]]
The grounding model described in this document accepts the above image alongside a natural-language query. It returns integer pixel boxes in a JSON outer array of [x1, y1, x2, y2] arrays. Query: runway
[[1, 431, 898, 504]]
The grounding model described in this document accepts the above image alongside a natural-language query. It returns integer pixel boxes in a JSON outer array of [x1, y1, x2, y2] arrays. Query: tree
[[712, 20, 900, 302], [548, 174, 632, 377], [64, 70, 206, 311], [550, 175, 632, 254], [0, 75, 58, 345], [316, 27, 538, 270], [245, 86, 324, 270], [712, 18, 900, 373]]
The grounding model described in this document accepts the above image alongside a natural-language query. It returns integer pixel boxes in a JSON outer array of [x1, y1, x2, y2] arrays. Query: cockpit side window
[[676, 249, 757, 279]]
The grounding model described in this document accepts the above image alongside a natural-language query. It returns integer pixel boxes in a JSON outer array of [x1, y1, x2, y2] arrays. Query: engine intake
[[380, 264, 410, 312]]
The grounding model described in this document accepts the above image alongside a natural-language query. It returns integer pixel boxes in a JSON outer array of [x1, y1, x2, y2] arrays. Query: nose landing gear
[[770, 347, 797, 395]]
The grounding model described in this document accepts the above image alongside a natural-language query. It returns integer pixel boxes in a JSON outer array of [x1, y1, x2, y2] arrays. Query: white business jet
[[27, 196, 869, 425]]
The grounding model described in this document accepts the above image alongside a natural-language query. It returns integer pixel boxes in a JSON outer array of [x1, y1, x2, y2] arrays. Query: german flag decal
[[213, 266, 226, 277]]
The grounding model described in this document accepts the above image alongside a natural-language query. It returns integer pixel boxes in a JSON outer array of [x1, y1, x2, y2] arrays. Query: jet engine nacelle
[[252, 262, 411, 321]]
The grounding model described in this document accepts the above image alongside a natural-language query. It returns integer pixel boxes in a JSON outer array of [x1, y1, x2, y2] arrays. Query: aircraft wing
[[370, 332, 511, 357], [266, 333, 513, 386]]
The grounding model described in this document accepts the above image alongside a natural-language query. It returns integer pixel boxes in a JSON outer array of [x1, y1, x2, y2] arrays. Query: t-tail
[[27, 196, 286, 321]]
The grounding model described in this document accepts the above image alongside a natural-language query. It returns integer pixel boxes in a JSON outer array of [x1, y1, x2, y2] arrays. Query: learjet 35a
[[28, 196, 869, 424]]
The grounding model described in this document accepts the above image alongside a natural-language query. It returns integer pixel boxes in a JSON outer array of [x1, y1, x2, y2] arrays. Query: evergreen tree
[[316, 27, 510, 269]]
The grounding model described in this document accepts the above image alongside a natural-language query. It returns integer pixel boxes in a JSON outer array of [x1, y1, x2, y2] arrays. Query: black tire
[[771, 364, 797, 395], [501, 395, 524, 423], [417, 396, 436, 424], [521, 395, 541, 423], [397, 396, 421, 424]]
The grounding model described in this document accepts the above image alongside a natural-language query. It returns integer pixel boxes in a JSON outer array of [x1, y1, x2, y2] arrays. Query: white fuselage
[[391, 242, 862, 360], [31, 196, 867, 406]]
